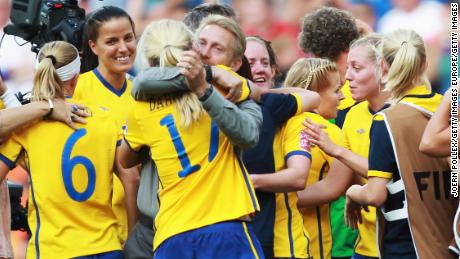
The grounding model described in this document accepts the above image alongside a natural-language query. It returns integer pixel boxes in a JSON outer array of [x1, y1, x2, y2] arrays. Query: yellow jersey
[[0, 101, 121, 259], [273, 113, 312, 258], [124, 94, 259, 250], [73, 69, 134, 242], [299, 112, 343, 259], [342, 101, 388, 257], [338, 81, 355, 110]]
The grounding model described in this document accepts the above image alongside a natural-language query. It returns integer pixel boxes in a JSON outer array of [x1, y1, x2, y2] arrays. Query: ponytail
[[33, 56, 63, 101], [32, 41, 80, 101], [382, 29, 428, 102], [137, 19, 204, 128]]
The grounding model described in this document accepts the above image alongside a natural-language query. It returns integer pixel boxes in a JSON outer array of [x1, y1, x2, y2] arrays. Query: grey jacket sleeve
[[132, 67, 262, 149], [137, 159, 159, 218], [132, 67, 187, 100], [201, 88, 262, 149]]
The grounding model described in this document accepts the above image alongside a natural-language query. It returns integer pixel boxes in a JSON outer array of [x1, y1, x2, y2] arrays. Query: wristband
[[204, 64, 212, 83], [198, 84, 214, 102], [44, 99, 54, 119]]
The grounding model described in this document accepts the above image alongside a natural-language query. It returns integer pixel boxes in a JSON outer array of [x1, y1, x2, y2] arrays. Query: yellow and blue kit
[[273, 113, 312, 259], [330, 80, 359, 258], [242, 93, 302, 257], [368, 85, 442, 258], [342, 101, 390, 258], [299, 112, 343, 259], [0, 101, 122, 259], [335, 81, 356, 128], [123, 94, 261, 255], [73, 69, 134, 242]]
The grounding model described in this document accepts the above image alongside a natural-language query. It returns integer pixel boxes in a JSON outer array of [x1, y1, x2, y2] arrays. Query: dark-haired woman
[[73, 6, 139, 244]]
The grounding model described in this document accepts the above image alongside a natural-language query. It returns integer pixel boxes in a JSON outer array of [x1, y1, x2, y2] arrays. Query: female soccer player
[[298, 34, 388, 259], [345, 29, 456, 259], [281, 57, 344, 259], [74, 6, 139, 242], [118, 19, 263, 258], [0, 41, 127, 259]]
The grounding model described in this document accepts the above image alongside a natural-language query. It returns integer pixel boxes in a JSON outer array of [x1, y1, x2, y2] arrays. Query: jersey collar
[[93, 68, 127, 97]]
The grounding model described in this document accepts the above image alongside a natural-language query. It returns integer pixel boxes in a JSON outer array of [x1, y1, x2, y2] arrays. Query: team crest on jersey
[[300, 131, 311, 151], [356, 128, 365, 134]]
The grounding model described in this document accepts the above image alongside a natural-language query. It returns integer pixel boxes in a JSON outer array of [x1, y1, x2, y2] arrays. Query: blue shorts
[[154, 221, 264, 259], [73, 250, 123, 259]]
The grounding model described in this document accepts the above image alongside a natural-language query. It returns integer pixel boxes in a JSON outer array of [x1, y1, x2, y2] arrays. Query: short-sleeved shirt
[[124, 94, 259, 250], [243, 93, 301, 247], [299, 112, 343, 259], [336, 81, 356, 128], [0, 101, 122, 259], [368, 85, 442, 258], [73, 69, 134, 242], [331, 81, 359, 257], [342, 101, 390, 257], [273, 113, 312, 258]]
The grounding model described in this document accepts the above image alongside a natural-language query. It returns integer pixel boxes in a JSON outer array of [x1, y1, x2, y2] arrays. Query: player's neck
[[96, 66, 126, 90], [368, 90, 389, 113]]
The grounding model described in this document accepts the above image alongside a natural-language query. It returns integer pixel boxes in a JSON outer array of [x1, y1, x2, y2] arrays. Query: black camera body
[[7, 181, 30, 235], [4, 0, 86, 53]]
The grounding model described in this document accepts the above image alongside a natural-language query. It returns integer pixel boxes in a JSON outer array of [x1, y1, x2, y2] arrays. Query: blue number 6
[[62, 129, 96, 202]]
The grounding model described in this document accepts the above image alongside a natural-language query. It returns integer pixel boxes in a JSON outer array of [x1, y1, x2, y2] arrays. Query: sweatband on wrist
[[44, 99, 53, 119]]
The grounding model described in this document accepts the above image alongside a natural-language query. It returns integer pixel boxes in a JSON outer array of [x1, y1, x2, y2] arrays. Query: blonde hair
[[196, 15, 246, 61], [284, 58, 338, 92], [382, 29, 429, 102], [350, 33, 383, 79], [137, 19, 204, 128], [33, 41, 79, 101]]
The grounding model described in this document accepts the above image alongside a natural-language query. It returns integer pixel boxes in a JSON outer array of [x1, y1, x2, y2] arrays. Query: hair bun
[[45, 55, 57, 65]]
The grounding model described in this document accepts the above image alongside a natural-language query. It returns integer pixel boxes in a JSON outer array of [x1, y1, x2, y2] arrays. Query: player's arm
[[251, 154, 311, 192], [303, 119, 368, 178], [114, 146, 140, 233], [117, 140, 143, 169], [251, 118, 312, 192], [345, 116, 394, 228], [297, 159, 354, 207], [344, 177, 389, 229], [178, 51, 262, 149], [133, 52, 262, 149], [0, 76, 88, 138], [420, 88, 452, 157], [0, 160, 9, 182], [0, 136, 23, 182], [268, 87, 320, 113], [133, 58, 247, 102], [346, 177, 389, 208]]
